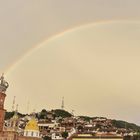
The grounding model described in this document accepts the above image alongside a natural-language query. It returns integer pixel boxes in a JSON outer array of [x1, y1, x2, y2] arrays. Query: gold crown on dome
[[25, 118, 39, 131], [0, 73, 9, 92]]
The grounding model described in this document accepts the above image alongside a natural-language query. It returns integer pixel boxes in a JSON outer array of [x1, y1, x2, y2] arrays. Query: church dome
[[25, 118, 39, 131]]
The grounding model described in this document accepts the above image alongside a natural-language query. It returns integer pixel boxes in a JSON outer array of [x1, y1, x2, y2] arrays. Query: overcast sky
[[1, 0, 140, 72], [1, 0, 140, 124]]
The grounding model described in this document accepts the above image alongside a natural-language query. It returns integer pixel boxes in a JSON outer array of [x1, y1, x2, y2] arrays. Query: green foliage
[[124, 135, 140, 140], [37, 109, 72, 120], [79, 116, 93, 121], [77, 125, 84, 132], [5, 111, 25, 120], [5, 111, 14, 120], [39, 109, 47, 119], [6, 108, 72, 121], [133, 135, 140, 140], [43, 136, 51, 140], [54, 109, 72, 118], [124, 135, 131, 140], [61, 131, 68, 139], [112, 120, 140, 131]]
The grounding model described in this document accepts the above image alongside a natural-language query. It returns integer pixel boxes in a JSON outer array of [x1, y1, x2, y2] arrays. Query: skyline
[[4, 21, 140, 125], [0, 0, 140, 125]]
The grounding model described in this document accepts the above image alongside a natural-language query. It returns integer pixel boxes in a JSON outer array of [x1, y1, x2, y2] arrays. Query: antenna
[[32, 109, 36, 117], [71, 110, 75, 116], [12, 96, 16, 112], [33, 108, 36, 112], [27, 100, 30, 115], [16, 104, 18, 113], [61, 97, 64, 110]]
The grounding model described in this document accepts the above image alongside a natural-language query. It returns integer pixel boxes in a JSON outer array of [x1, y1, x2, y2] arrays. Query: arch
[[6, 19, 140, 74]]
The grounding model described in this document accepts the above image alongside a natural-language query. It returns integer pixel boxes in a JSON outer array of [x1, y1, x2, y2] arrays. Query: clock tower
[[0, 74, 9, 132]]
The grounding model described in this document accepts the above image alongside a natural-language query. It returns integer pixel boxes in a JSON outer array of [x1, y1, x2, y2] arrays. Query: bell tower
[[0, 74, 9, 132]]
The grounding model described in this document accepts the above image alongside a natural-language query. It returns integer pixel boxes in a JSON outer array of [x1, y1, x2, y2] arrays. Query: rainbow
[[5, 19, 140, 75]]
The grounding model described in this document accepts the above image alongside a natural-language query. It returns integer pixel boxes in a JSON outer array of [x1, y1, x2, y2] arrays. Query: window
[[31, 131, 34, 137], [26, 131, 28, 136]]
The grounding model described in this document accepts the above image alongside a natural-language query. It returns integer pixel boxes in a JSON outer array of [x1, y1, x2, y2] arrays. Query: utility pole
[[61, 97, 64, 110], [12, 96, 16, 112]]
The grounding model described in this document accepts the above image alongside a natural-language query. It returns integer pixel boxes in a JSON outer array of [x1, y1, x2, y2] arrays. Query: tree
[[43, 136, 51, 140], [77, 125, 84, 132], [124, 135, 131, 140], [61, 131, 68, 139], [54, 109, 72, 118], [5, 111, 14, 120], [39, 109, 47, 119]]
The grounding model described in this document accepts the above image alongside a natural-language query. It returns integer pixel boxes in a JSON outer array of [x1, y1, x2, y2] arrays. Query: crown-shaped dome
[[0, 73, 9, 92], [25, 118, 39, 131]]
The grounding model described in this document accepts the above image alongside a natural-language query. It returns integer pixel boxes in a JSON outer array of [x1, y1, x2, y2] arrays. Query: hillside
[[78, 116, 140, 131], [5, 110, 140, 131], [53, 109, 72, 118], [112, 120, 140, 131]]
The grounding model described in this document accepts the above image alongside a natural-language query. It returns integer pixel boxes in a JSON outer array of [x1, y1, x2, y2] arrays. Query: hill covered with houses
[[5, 109, 140, 137]]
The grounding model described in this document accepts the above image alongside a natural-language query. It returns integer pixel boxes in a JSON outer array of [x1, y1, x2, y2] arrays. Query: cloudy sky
[[1, 0, 140, 124]]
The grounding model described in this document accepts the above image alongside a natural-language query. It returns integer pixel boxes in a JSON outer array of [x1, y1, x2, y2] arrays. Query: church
[[0, 74, 42, 140]]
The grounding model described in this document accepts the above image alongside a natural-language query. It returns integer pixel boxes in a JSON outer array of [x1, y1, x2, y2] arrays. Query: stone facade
[[0, 92, 6, 132]]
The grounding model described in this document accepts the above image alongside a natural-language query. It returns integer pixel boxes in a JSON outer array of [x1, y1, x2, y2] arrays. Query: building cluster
[[4, 110, 137, 140], [0, 74, 136, 140]]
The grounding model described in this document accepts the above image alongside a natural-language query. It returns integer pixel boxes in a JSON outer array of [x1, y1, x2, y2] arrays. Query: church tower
[[0, 74, 9, 132]]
